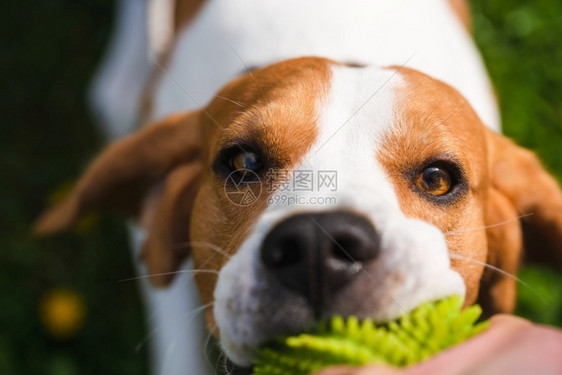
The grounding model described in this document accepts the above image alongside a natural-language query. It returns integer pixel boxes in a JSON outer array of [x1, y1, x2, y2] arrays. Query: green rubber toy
[[253, 295, 489, 375]]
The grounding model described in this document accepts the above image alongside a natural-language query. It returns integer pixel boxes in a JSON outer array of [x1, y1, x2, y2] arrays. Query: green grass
[[1, 1, 561, 374], [1, 1, 147, 375], [472, 0, 562, 177], [515, 265, 562, 327], [471, 0, 562, 328]]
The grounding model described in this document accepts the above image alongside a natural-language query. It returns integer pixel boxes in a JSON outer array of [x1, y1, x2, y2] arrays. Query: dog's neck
[[150, 0, 499, 132]]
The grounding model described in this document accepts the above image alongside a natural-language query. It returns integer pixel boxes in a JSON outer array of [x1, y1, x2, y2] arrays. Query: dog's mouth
[[225, 358, 253, 375]]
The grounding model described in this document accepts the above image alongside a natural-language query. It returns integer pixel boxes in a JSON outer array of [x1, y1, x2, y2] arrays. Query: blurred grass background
[[471, 0, 562, 326], [1, 0, 561, 374]]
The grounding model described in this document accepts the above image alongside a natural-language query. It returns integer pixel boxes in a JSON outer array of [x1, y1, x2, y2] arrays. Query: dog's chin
[[226, 358, 253, 375]]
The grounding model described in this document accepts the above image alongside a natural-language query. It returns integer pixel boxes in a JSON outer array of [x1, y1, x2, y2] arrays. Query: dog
[[35, 0, 562, 374]]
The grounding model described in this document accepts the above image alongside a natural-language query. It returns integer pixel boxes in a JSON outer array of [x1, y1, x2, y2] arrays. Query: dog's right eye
[[230, 151, 261, 172], [212, 145, 266, 179]]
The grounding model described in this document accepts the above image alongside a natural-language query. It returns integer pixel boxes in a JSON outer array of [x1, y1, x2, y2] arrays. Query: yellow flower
[[40, 288, 86, 339]]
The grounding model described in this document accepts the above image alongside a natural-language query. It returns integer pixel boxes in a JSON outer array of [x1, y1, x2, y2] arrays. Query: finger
[[404, 315, 533, 375], [313, 366, 357, 375], [466, 323, 562, 375], [314, 365, 401, 375], [488, 314, 533, 329], [315, 316, 535, 375]]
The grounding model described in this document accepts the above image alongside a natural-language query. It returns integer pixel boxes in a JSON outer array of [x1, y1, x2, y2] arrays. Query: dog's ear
[[34, 111, 202, 234], [480, 129, 562, 314], [141, 162, 202, 286]]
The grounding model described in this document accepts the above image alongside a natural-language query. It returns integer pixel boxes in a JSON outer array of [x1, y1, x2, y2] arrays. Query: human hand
[[315, 315, 562, 375]]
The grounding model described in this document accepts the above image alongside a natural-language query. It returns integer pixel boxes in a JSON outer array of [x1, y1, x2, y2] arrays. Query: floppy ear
[[141, 162, 202, 286], [34, 111, 202, 234], [480, 129, 562, 314], [480, 185, 523, 315]]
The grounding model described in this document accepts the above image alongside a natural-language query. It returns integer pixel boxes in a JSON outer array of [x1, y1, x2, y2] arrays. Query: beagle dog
[[36, 1, 562, 374]]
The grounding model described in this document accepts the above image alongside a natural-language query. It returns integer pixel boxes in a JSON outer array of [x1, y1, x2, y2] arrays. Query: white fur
[[129, 225, 212, 375], [214, 65, 465, 366], [147, 0, 175, 58], [151, 0, 499, 132], [89, 0, 152, 139]]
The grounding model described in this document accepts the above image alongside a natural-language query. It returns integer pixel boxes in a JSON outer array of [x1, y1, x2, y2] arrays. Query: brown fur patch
[[377, 67, 489, 307], [479, 186, 521, 316], [485, 129, 562, 268], [175, 0, 207, 34], [447, 0, 472, 32], [143, 162, 203, 287], [188, 57, 333, 328]]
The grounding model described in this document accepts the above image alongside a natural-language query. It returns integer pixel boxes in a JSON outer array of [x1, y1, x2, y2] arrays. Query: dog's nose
[[261, 211, 379, 314]]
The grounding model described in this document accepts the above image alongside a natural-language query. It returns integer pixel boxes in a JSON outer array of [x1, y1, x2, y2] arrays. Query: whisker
[[142, 253, 220, 324], [188, 91, 247, 108], [135, 301, 215, 353], [211, 95, 246, 108], [172, 241, 232, 260], [133, 254, 221, 354], [445, 213, 534, 236], [117, 269, 219, 283], [150, 56, 252, 156], [309, 217, 407, 315], [449, 252, 548, 305], [223, 40, 268, 105], [179, 301, 214, 319], [150, 56, 225, 131]]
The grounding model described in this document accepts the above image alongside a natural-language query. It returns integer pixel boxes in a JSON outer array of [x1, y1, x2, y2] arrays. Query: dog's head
[[36, 57, 562, 368]]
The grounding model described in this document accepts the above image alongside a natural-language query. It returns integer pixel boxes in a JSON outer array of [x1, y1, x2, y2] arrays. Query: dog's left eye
[[415, 166, 452, 196]]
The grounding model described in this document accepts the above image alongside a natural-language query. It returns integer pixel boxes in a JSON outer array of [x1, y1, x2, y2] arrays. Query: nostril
[[331, 235, 360, 262], [330, 221, 379, 263], [262, 237, 303, 268]]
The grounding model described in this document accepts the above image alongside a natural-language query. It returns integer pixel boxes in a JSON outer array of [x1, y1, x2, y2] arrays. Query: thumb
[[314, 365, 401, 375]]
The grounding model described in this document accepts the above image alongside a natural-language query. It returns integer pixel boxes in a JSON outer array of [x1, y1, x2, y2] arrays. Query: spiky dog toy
[[252, 296, 489, 375]]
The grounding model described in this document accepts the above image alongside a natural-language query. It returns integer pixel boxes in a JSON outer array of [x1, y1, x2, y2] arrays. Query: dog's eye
[[213, 145, 267, 179], [230, 151, 261, 171], [415, 166, 452, 196]]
